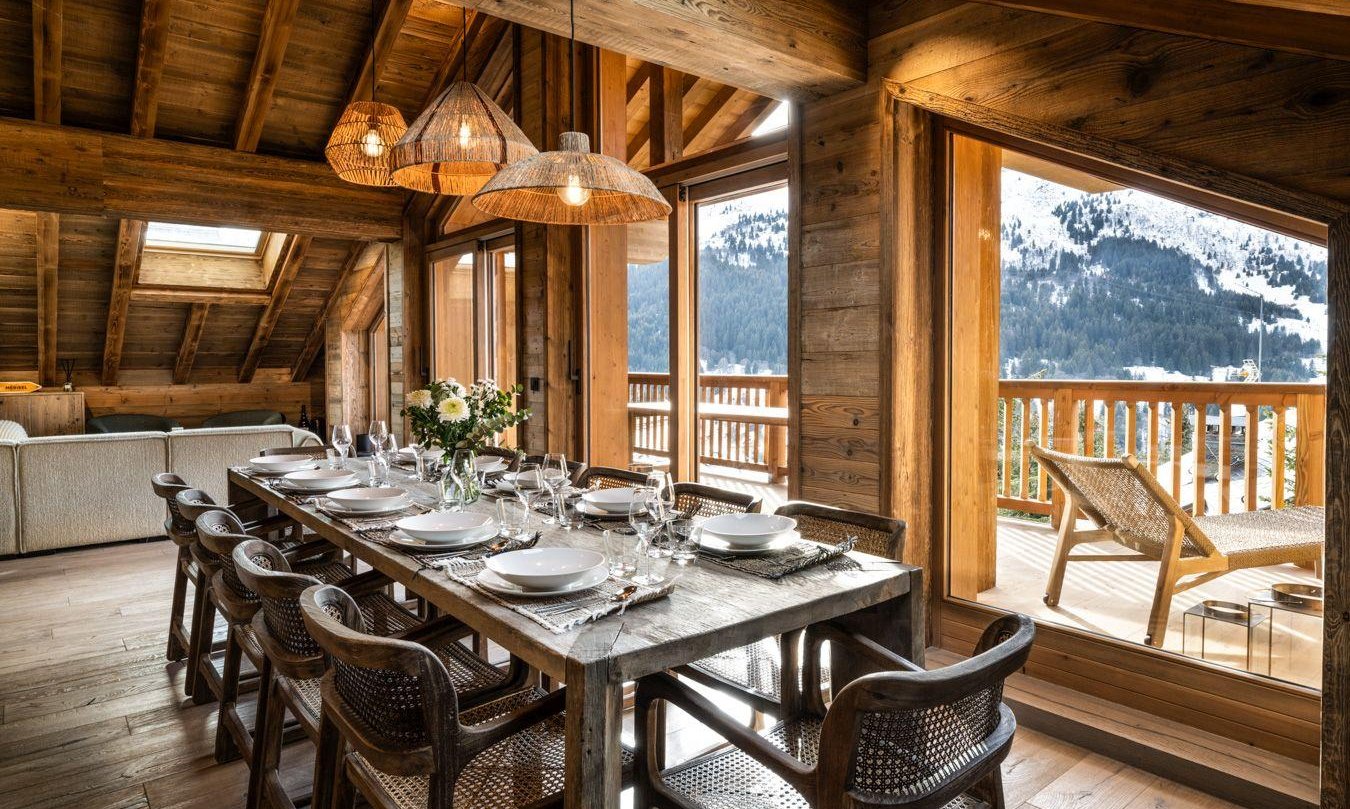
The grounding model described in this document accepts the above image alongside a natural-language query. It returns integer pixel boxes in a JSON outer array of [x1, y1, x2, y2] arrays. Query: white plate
[[699, 531, 798, 556], [398, 447, 445, 462], [702, 513, 797, 548], [576, 500, 630, 518], [319, 498, 415, 518], [485, 547, 606, 590], [498, 470, 543, 491], [380, 524, 499, 551], [249, 455, 320, 474], [476, 566, 609, 598], [476, 457, 509, 474], [282, 469, 360, 491], [397, 511, 494, 542], [582, 487, 642, 514], [328, 486, 409, 513]]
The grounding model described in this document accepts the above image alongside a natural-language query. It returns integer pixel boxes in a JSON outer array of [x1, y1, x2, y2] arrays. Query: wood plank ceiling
[[0, 0, 772, 385]]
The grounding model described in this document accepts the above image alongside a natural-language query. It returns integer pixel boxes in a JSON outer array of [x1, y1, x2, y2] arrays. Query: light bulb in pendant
[[457, 120, 472, 149], [360, 126, 386, 158], [557, 173, 591, 207]]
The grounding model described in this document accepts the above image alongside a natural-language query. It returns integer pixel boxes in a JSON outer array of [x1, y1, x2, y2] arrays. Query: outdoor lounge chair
[[1026, 442, 1324, 647]]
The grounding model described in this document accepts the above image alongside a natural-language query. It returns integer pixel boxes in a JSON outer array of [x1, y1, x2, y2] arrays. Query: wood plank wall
[[794, 0, 1350, 763]]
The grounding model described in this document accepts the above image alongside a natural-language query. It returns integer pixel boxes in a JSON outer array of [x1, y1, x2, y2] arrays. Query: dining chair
[[522, 453, 588, 485], [670, 481, 761, 518], [150, 473, 200, 665], [678, 502, 905, 716], [300, 583, 631, 809], [234, 541, 524, 809], [634, 615, 1035, 809], [574, 465, 645, 490], [194, 509, 354, 763]]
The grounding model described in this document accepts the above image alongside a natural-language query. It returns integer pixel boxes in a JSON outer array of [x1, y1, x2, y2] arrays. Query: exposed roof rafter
[[234, 0, 301, 152]]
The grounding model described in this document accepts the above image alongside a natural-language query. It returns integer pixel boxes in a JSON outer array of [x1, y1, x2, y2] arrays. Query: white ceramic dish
[[381, 524, 498, 551], [282, 469, 360, 491], [499, 470, 543, 491], [701, 513, 797, 548], [250, 455, 319, 473], [475, 566, 608, 598], [698, 531, 797, 556], [484, 547, 606, 591], [476, 457, 509, 475], [398, 447, 445, 462], [576, 500, 630, 518], [582, 486, 642, 514], [396, 512, 494, 542], [326, 487, 410, 513], [319, 499, 414, 518]]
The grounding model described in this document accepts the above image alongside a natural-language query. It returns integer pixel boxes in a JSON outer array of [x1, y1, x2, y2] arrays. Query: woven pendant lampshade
[[390, 81, 538, 195], [472, 131, 671, 225], [325, 101, 409, 187]]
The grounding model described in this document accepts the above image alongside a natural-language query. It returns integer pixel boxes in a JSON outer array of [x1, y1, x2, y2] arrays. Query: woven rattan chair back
[[233, 540, 329, 679], [1026, 443, 1214, 559], [522, 454, 588, 484], [576, 465, 647, 490], [195, 509, 264, 617], [300, 584, 462, 776], [671, 482, 761, 518], [260, 445, 330, 458], [810, 615, 1034, 808], [174, 487, 223, 524], [777, 501, 905, 560], [152, 472, 196, 545]]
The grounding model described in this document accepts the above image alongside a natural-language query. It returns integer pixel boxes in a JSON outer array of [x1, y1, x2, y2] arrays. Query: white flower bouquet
[[400, 378, 529, 452]]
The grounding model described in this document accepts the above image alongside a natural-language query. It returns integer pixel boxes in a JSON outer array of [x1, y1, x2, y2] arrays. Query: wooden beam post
[[683, 84, 739, 153], [1323, 212, 1350, 809], [35, 212, 58, 387], [173, 303, 210, 385], [234, 0, 301, 152], [239, 234, 312, 383], [130, 0, 173, 137], [666, 182, 697, 479], [649, 67, 684, 165], [102, 220, 147, 386], [32, 0, 61, 124], [344, 0, 414, 111]]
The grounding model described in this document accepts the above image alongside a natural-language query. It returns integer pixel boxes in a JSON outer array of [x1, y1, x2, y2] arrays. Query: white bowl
[[327, 487, 409, 513], [476, 456, 509, 474], [396, 512, 493, 542], [582, 486, 642, 514], [282, 469, 360, 491], [484, 548, 606, 591], [702, 513, 798, 548], [398, 447, 445, 462], [250, 455, 317, 473], [502, 469, 543, 490]]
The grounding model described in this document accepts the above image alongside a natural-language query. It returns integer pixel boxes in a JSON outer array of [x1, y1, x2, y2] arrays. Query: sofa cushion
[[17, 432, 169, 553], [202, 409, 286, 428], [167, 425, 318, 504], [0, 442, 16, 555], [87, 414, 182, 433], [0, 420, 27, 441]]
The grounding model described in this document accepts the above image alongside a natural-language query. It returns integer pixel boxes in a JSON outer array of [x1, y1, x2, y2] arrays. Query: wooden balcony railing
[[998, 378, 1327, 518], [628, 373, 788, 480]]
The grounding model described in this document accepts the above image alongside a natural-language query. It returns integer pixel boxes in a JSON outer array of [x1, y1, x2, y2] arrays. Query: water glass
[[633, 538, 672, 586], [330, 424, 353, 464], [367, 457, 389, 487], [496, 498, 530, 540], [556, 490, 584, 531], [669, 519, 700, 565], [325, 447, 341, 470], [603, 529, 640, 577], [541, 453, 569, 524]]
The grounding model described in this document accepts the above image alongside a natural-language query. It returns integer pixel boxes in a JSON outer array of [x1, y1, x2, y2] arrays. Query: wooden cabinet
[[0, 391, 85, 436]]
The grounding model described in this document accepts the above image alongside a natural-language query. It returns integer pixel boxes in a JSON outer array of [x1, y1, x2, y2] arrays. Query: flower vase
[[452, 448, 482, 506]]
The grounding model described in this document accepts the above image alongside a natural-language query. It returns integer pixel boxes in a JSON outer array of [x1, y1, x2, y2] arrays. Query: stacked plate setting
[[698, 513, 798, 555], [324, 487, 412, 516], [383, 512, 499, 551], [578, 486, 643, 517], [248, 454, 319, 475], [479, 548, 608, 598], [280, 468, 360, 492]]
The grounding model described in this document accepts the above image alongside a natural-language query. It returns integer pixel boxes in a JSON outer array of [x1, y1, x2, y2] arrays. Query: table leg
[[830, 568, 925, 688], [563, 658, 623, 808]]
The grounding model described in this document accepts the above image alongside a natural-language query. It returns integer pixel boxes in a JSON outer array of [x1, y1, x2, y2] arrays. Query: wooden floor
[[979, 517, 1322, 687], [0, 539, 1240, 809]]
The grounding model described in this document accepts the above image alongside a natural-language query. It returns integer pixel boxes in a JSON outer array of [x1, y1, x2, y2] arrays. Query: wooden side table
[[0, 390, 86, 436]]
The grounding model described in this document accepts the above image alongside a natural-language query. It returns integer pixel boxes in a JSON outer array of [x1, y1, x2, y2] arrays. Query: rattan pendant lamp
[[390, 9, 537, 195], [325, 0, 408, 186], [472, 0, 671, 225]]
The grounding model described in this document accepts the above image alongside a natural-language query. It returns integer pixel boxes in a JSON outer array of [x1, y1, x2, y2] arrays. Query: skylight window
[[144, 222, 264, 255], [751, 101, 789, 137]]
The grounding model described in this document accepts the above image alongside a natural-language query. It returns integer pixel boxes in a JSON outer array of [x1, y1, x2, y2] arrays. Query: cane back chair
[[679, 501, 905, 714], [195, 509, 353, 763], [670, 482, 762, 519], [300, 583, 632, 809], [574, 465, 646, 490], [521, 454, 589, 486], [1027, 442, 1325, 646], [151, 473, 200, 665], [635, 615, 1035, 809], [234, 541, 519, 809]]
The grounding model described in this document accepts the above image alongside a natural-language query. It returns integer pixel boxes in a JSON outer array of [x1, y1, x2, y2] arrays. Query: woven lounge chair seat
[[1193, 506, 1324, 565]]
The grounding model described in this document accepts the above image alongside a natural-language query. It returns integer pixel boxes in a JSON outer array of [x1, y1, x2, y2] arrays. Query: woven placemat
[[437, 557, 673, 633], [700, 537, 859, 580], [363, 532, 539, 571]]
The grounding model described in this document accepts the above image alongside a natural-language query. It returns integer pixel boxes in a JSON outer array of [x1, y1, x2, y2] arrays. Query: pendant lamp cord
[[462, 6, 468, 83], [568, 0, 575, 131], [369, 0, 377, 103]]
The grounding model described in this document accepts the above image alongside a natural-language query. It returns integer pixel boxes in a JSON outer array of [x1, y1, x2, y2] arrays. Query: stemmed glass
[[646, 471, 677, 522], [369, 420, 389, 455], [540, 453, 570, 525], [330, 424, 353, 468], [628, 489, 670, 585], [514, 462, 547, 515]]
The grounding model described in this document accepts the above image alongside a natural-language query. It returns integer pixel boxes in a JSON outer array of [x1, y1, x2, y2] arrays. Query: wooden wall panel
[[0, 209, 38, 372], [55, 215, 115, 374], [0, 0, 31, 119], [258, 236, 349, 370], [120, 301, 188, 370]]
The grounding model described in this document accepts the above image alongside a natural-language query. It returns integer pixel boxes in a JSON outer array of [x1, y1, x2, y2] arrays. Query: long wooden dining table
[[228, 464, 923, 807]]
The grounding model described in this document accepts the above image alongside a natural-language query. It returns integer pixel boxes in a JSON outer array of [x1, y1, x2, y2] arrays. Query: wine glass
[[629, 490, 669, 586], [369, 420, 389, 452], [541, 453, 570, 525], [646, 471, 676, 522], [330, 424, 353, 467], [514, 462, 547, 514]]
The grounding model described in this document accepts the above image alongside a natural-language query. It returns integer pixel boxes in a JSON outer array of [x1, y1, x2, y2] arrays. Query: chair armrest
[[807, 622, 924, 675], [639, 672, 814, 792], [461, 686, 567, 757]]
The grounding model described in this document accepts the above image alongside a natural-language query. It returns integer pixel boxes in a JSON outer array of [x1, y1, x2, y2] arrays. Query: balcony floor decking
[[979, 517, 1321, 687]]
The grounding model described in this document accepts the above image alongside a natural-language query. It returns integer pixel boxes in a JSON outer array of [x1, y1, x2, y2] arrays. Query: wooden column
[[101, 220, 147, 386], [173, 303, 209, 385], [947, 134, 1001, 599], [666, 183, 697, 479], [650, 67, 684, 165], [1323, 212, 1350, 809], [387, 218, 426, 440], [584, 47, 630, 466]]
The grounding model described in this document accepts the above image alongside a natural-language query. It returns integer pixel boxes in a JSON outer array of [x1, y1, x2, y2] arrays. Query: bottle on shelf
[[298, 405, 310, 430]]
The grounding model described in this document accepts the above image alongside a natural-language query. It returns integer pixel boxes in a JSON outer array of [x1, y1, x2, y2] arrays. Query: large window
[[430, 233, 518, 396], [145, 222, 264, 255], [945, 133, 1327, 692]]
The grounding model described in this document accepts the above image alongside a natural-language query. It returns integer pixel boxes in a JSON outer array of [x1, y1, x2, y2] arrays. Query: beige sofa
[[0, 425, 321, 556]]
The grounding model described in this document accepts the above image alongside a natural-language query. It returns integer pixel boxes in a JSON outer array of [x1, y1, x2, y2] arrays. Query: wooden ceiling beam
[[32, 0, 61, 124], [129, 0, 173, 137], [345, 0, 415, 111], [727, 96, 779, 140], [102, 220, 147, 386], [971, 0, 1350, 61], [291, 240, 369, 382], [625, 61, 653, 103], [173, 303, 209, 385], [36, 213, 58, 387], [422, 9, 484, 106], [683, 84, 740, 153], [453, 0, 864, 99], [239, 234, 311, 383], [478, 23, 515, 104], [0, 118, 402, 239], [234, 0, 301, 152], [130, 287, 272, 305], [649, 66, 684, 165]]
